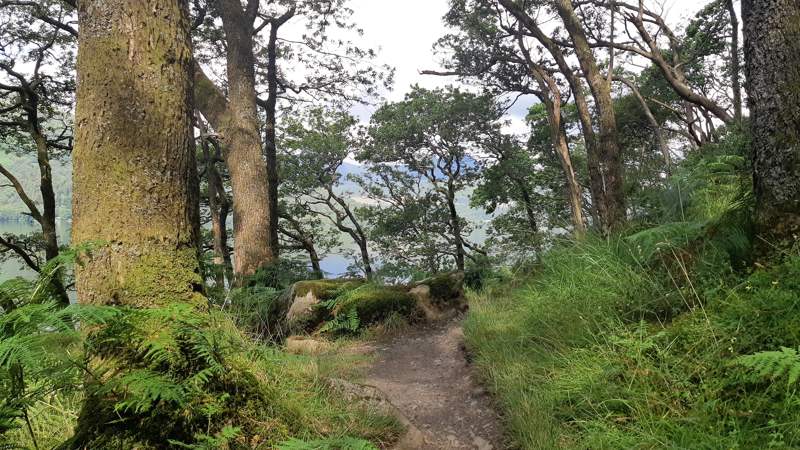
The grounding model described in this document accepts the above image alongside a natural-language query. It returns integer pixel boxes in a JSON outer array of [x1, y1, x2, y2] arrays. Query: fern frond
[[737, 347, 800, 388]]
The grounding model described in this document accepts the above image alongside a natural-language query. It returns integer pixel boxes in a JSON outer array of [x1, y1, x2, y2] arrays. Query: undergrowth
[[0, 256, 401, 449], [465, 134, 800, 449]]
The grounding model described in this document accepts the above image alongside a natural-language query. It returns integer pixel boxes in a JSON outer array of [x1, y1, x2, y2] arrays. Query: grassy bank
[[465, 234, 800, 449]]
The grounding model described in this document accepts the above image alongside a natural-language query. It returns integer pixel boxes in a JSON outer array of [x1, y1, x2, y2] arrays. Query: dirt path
[[365, 319, 505, 450]]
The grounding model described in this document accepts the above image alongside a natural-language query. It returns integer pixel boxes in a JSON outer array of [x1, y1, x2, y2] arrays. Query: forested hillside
[[1, 0, 799, 449], [0, 152, 71, 219]]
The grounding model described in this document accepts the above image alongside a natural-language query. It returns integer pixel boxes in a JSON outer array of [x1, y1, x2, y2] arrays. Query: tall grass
[[466, 236, 800, 449], [465, 131, 800, 449]]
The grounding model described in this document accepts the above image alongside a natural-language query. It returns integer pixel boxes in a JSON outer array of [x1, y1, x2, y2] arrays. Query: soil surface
[[365, 319, 505, 450]]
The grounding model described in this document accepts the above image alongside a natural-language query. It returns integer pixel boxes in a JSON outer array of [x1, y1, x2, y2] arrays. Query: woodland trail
[[365, 319, 505, 450]]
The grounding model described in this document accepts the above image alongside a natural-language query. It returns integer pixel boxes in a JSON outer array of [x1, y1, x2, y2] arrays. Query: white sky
[[345, 0, 713, 128]]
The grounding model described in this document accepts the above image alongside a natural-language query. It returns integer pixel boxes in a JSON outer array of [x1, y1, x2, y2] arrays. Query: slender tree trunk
[[262, 11, 294, 260], [198, 116, 228, 288], [516, 35, 586, 236], [194, 0, 275, 282], [307, 244, 323, 279], [538, 71, 587, 235], [555, 126, 588, 234], [446, 181, 466, 271], [327, 189, 373, 278], [357, 239, 373, 278], [72, 0, 202, 308], [516, 180, 539, 233], [31, 131, 69, 305], [219, 198, 233, 283], [507, 4, 598, 225], [553, 0, 626, 233], [726, 0, 743, 122], [742, 0, 800, 247]]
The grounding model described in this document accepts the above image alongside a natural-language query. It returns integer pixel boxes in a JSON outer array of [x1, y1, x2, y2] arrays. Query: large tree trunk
[[742, 0, 800, 247], [72, 0, 202, 308], [553, 0, 626, 233], [70, 0, 203, 443], [194, 0, 276, 282]]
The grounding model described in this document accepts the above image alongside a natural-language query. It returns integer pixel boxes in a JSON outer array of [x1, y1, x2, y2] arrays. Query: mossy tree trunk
[[72, 0, 203, 308], [70, 0, 204, 444], [742, 0, 800, 248]]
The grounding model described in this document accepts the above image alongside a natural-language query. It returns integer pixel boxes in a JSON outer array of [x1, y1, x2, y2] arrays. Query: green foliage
[[318, 308, 361, 335], [466, 238, 800, 448], [355, 86, 494, 273], [224, 286, 288, 340], [737, 347, 800, 387], [304, 282, 418, 336], [295, 279, 365, 300], [333, 284, 416, 328], [245, 259, 316, 290]]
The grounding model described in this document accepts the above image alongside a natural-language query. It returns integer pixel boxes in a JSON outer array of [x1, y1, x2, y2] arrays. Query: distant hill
[[0, 152, 72, 220], [0, 156, 491, 242]]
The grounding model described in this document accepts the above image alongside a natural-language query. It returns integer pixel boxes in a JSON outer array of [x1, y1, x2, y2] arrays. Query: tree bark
[[262, 8, 295, 261], [446, 180, 466, 271], [193, 0, 276, 282], [32, 131, 70, 306], [742, 0, 800, 247], [326, 188, 373, 278], [514, 32, 586, 235], [72, 0, 203, 308], [278, 214, 324, 279]]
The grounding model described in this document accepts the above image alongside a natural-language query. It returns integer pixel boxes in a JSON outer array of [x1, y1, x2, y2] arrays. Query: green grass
[[465, 237, 800, 449]]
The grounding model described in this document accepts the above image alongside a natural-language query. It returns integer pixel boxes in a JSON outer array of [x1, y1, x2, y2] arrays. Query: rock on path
[[365, 319, 505, 450]]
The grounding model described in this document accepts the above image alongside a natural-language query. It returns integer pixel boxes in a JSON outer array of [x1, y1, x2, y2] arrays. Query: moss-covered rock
[[286, 279, 365, 332], [408, 272, 467, 321], [420, 272, 465, 308], [333, 284, 417, 327], [293, 279, 365, 300]]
